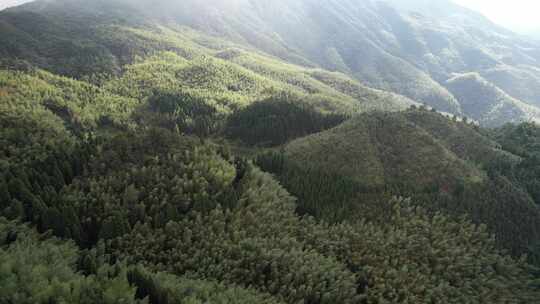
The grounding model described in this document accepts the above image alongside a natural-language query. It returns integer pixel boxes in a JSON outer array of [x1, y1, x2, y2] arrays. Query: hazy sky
[[0, 0, 33, 10], [1, 0, 539, 34], [453, 0, 540, 33]]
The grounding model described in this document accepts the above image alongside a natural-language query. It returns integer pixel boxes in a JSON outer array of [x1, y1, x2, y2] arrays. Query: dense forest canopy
[[2, 0, 540, 303]]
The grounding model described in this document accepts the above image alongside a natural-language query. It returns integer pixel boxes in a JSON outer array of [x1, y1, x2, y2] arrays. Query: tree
[[41, 207, 65, 237], [0, 176, 11, 209], [99, 213, 131, 240], [0, 218, 143, 304], [5, 199, 24, 220], [123, 184, 140, 205]]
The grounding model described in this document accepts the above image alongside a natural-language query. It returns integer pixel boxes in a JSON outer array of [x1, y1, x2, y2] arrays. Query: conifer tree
[[5, 199, 24, 220], [0, 176, 11, 209]]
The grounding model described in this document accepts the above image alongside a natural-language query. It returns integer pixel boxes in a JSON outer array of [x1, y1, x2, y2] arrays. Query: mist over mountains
[[2, 0, 540, 126]]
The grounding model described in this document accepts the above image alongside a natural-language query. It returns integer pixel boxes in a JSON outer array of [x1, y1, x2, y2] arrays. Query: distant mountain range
[[2, 0, 540, 126]]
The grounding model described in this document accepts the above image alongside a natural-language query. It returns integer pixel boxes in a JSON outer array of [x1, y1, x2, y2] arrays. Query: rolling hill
[[266, 109, 540, 258]]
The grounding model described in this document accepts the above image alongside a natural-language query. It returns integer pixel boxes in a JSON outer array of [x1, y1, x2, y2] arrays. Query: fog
[[2, 0, 539, 37], [452, 0, 540, 34], [0, 0, 34, 10]]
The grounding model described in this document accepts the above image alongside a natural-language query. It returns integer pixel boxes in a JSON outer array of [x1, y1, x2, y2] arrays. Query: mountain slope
[[285, 110, 486, 189], [3, 0, 540, 125], [446, 72, 540, 126], [267, 110, 540, 258], [480, 65, 540, 107], [0, 3, 419, 118], [2, 0, 540, 301], [93, 0, 540, 125]]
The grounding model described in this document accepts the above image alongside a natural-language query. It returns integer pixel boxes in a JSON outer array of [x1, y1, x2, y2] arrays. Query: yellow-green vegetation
[[0, 69, 138, 132], [0, 218, 142, 303], [105, 47, 415, 117], [215, 47, 416, 113], [308, 69, 419, 112], [403, 109, 505, 163], [2, 0, 540, 302], [0, 218, 283, 303], [285, 110, 484, 188], [258, 109, 540, 260]]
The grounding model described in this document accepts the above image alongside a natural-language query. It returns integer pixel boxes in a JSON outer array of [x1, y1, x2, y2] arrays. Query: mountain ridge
[[3, 0, 540, 126]]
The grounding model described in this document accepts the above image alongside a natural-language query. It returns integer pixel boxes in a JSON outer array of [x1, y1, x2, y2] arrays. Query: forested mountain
[[2, 0, 540, 303], [3, 0, 540, 125]]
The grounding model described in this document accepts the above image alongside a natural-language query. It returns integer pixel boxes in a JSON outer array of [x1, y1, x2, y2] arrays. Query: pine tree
[[42, 207, 65, 237], [6, 199, 24, 220], [123, 184, 140, 205], [0, 175, 11, 209], [51, 162, 66, 190], [99, 213, 131, 240]]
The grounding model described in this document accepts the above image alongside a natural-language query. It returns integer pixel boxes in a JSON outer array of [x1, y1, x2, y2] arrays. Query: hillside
[[0, 5, 419, 116], [3, 0, 540, 126], [284, 111, 485, 188], [446, 72, 540, 126], [480, 65, 540, 107], [97, 0, 540, 125], [254, 110, 540, 258], [2, 0, 540, 302]]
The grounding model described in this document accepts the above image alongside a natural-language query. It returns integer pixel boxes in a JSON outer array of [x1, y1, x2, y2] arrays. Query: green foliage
[[0, 175, 11, 209], [256, 151, 391, 223], [299, 198, 538, 303], [127, 267, 283, 304], [146, 89, 224, 136], [284, 111, 483, 188], [103, 50, 372, 121], [486, 123, 540, 266], [59, 129, 235, 246], [0, 69, 138, 133], [2, 2, 540, 302], [109, 167, 363, 304], [265, 110, 540, 261], [0, 218, 143, 304], [226, 92, 347, 146], [0, 217, 280, 303], [108, 166, 539, 303]]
